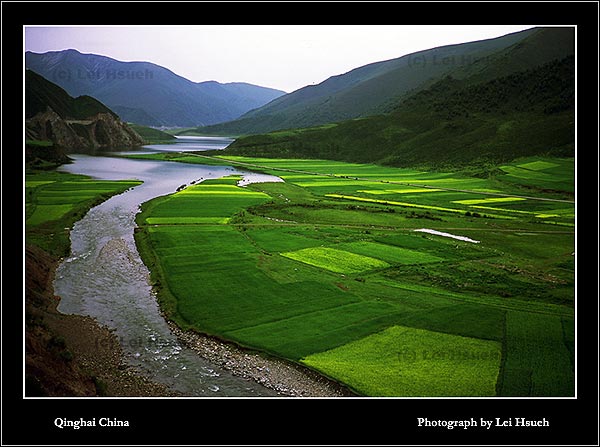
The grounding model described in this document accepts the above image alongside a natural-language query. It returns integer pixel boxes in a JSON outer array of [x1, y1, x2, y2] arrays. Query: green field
[[302, 325, 502, 396], [281, 247, 390, 274], [26, 170, 142, 256], [133, 155, 575, 396]]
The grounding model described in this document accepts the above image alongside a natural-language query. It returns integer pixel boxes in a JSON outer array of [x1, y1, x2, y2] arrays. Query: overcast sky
[[25, 25, 534, 92]]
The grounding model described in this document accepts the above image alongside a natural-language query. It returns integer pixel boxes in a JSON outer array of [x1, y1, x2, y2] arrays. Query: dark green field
[[134, 154, 575, 396]]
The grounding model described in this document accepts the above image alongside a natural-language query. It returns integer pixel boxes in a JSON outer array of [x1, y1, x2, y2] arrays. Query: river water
[[54, 137, 280, 396]]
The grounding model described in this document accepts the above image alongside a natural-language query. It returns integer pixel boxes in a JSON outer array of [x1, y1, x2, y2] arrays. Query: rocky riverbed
[[25, 244, 176, 397], [27, 242, 355, 397], [169, 322, 356, 397]]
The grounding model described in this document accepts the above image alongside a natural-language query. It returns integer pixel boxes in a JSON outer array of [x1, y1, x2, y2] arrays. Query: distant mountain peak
[[25, 50, 286, 127]]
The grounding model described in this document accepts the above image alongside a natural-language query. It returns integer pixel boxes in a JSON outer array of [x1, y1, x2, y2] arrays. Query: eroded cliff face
[[26, 107, 144, 150]]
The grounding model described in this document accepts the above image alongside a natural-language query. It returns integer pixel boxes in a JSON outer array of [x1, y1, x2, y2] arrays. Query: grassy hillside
[[128, 123, 177, 144], [222, 56, 574, 169], [185, 27, 573, 136]]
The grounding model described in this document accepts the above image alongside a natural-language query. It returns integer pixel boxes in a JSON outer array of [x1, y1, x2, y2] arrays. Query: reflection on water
[[54, 149, 281, 396]]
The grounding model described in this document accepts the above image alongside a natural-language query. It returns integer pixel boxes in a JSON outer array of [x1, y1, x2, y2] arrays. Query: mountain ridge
[[25, 49, 286, 127], [25, 69, 144, 151], [186, 27, 568, 136], [221, 53, 575, 168]]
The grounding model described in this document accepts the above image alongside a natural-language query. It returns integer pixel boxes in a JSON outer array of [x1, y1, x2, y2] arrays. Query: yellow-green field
[[281, 247, 390, 274], [302, 325, 502, 396]]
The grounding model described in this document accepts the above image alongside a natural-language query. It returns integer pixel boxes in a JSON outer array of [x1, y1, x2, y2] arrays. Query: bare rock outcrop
[[26, 107, 144, 150]]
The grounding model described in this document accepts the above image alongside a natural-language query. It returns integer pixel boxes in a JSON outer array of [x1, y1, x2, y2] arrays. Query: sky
[[24, 25, 535, 93]]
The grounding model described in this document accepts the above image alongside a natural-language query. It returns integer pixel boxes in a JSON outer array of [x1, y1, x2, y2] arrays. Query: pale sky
[[24, 25, 535, 92]]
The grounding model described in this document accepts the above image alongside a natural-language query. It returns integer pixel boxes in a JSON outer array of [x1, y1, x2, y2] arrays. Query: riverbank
[[26, 242, 354, 397], [28, 160, 350, 397], [25, 244, 176, 397], [168, 322, 356, 397]]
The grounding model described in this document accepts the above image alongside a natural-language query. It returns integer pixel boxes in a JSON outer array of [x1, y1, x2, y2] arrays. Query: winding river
[[54, 137, 280, 396]]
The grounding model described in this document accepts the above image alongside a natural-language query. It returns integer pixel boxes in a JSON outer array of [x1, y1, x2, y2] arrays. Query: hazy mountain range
[[25, 49, 286, 127]]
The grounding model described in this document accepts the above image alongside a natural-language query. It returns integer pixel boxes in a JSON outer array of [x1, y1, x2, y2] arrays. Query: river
[[53, 136, 280, 396]]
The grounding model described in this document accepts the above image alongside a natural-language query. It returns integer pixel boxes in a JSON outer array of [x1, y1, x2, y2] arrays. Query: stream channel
[[54, 136, 281, 396]]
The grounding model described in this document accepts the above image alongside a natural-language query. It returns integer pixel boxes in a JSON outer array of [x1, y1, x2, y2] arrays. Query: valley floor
[[133, 154, 575, 397]]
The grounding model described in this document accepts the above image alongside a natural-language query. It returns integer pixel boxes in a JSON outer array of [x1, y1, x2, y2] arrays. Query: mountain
[[25, 49, 286, 127], [190, 27, 573, 136], [26, 67, 117, 121], [25, 69, 144, 151], [223, 52, 574, 168]]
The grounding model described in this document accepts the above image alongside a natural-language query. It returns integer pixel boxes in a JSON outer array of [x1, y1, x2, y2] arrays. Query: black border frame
[[4, 2, 598, 445]]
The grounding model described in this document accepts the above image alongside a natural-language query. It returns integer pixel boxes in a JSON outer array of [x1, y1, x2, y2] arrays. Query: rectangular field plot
[[225, 301, 400, 359], [499, 311, 574, 396], [302, 325, 502, 396], [281, 247, 390, 274], [145, 217, 231, 225], [337, 241, 444, 265], [453, 197, 526, 205], [358, 188, 442, 195], [25, 180, 55, 188], [26, 204, 75, 226], [177, 186, 269, 198], [517, 160, 560, 171], [244, 227, 323, 252]]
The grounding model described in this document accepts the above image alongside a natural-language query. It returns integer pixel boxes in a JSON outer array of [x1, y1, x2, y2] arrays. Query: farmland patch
[[499, 311, 574, 396], [517, 160, 559, 171], [132, 155, 574, 396], [337, 241, 444, 264], [453, 197, 526, 205], [302, 325, 502, 396], [280, 247, 390, 274], [358, 188, 442, 195]]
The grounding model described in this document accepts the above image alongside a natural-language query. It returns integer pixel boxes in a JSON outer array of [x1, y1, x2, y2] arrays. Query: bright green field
[[302, 325, 502, 396], [26, 170, 141, 256], [281, 247, 390, 274], [133, 154, 575, 396]]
